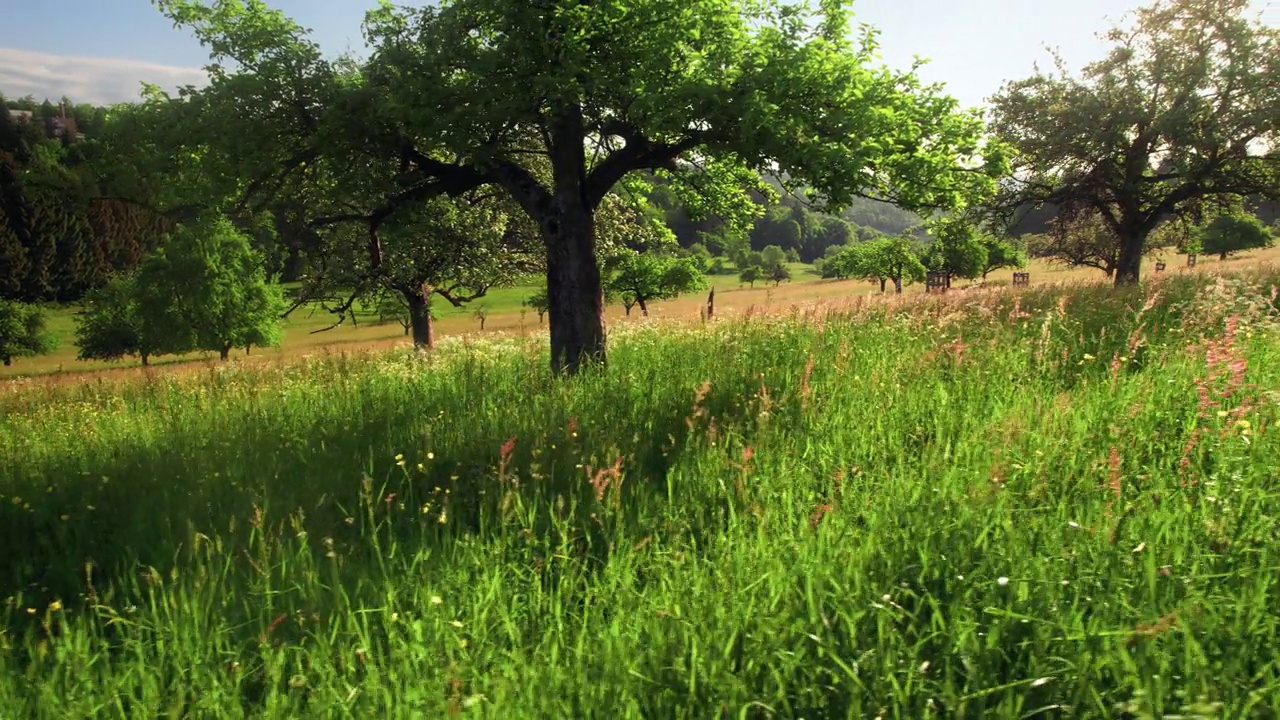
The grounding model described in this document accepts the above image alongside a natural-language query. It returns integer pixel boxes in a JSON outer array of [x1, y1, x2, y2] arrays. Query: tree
[[768, 262, 793, 286], [473, 306, 489, 331], [759, 245, 788, 274], [831, 235, 927, 293], [1196, 213, 1275, 260], [524, 288, 549, 325], [74, 271, 161, 365], [374, 291, 413, 336], [980, 236, 1028, 279], [135, 216, 286, 360], [0, 299, 55, 366], [298, 192, 543, 350], [149, 0, 1006, 374], [924, 216, 989, 282], [605, 252, 707, 316], [739, 265, 763, 288], [985, 0, 1280, 286]]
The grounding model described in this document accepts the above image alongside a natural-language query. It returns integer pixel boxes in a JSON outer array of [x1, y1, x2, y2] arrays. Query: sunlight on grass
[[2, 271, 1279, 716]]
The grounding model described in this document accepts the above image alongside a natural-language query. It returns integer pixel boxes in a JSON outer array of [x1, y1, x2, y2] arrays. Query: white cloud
[[0, 47, 208, 106]]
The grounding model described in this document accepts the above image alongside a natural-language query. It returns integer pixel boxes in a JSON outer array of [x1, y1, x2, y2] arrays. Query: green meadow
[[2, 271, 1279, 717]]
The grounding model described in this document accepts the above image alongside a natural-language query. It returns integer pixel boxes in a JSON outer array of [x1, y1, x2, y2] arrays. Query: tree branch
[[585, 123, 705, 210]]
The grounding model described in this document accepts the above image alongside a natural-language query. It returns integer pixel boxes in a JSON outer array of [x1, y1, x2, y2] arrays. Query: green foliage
[[604, 252, 708, 315], [830, 235, 928, 293], [980, 235, 1028, 277], [0, 299, 54, 366], [1197, 213, 1275, 260], [924, 216, 989, 280], [147, 0, 1006, 371], [759, 245, 788, 273], [0, 93, 169, 302], [985, 0, 1280, 285], [738, 265, 763, 287], [374, 292, 413, 335], [523, 287, 549, 323], [74, 272, 160, 364], [135, 216, 286, 360], [2, 273, 1279, 715]]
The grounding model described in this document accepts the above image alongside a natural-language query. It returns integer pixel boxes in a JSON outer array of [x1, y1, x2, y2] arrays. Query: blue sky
[[0, 0, 1275, 108]]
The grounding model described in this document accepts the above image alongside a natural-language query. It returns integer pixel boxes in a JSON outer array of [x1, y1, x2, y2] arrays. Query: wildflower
[[1082, 353, 1096, 362], [1031, 677, 1053, 688], [427, 452, 435, 460], [997, 577, 1009, 587], [1236, 419, 1251, 431], [1217, 410, 1230, 418], [451, 620, 464, 628], [48, 600, 61, 612], [431, 596, 443, 605], [390, 612, 400, 623]]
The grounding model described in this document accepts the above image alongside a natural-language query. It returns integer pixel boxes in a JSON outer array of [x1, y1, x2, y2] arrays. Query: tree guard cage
[[1012, 272, 1030, 287], [1155, 261, 1167, 273], [1187, 254, 1198, 268], [926, 271, 950, 294]]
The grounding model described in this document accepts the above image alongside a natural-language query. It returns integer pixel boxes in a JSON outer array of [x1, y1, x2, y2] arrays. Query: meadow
[[7, 247, 1278, 383], [1, 267, 1279, 717]]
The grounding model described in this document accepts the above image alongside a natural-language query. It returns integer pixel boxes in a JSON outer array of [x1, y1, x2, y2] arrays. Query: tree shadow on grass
[[0, 358, 771, 627]]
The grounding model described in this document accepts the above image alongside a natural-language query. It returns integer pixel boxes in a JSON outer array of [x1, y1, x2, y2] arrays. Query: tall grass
[[2, 272, 1279, 717]]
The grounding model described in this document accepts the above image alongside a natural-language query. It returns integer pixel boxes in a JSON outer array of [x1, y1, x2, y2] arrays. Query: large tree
[[298, 192, 543, 349], [145, 0, 1005, 374], [135, 216, 286, 361], [985, 0, 1279, 286], [1195, 212, 1275, 260]]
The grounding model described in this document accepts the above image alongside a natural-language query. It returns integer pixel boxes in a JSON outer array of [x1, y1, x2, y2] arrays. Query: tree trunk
[[1114, 232, 1145, 286], [220, 345, 231, 361], [403, 288, 434, 350], [879, 278, 887, 293], [141, 353, 149, 367], [1220, 252, 1228, 261], [543, 205, 606, 375], [893, 277, 903, 294], [623, 302, 632, 317], [2, 356, 9, 366], [637, 296, 649, 317]]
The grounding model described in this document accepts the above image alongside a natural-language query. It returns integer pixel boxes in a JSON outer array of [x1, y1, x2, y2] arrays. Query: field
[[7, 248, 1280, 382], [2, 262, 1279, 717]]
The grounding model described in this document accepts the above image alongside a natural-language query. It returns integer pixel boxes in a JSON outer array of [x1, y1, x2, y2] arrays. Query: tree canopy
[[1196, 212, 1275, 260], [134, 216, 286, 360], [0, 299, 55, 366], [604, 251, 706, 316], [985, 0, 1279, 285], [143, 0, 1006, 373]]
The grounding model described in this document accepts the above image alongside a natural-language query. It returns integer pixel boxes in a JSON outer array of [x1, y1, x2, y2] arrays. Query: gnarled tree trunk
[[401, 286, 434, 350], [543, 202, 606, 375], [1114, 232, 1145, 286]]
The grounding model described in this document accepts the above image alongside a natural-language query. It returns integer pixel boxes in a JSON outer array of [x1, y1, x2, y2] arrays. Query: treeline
[[0, 93, 170, 302], [645, 173, 925, 264]]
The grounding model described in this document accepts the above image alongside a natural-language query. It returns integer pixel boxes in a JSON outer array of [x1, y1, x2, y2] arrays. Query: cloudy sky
[[0, 0, 1275, 109]]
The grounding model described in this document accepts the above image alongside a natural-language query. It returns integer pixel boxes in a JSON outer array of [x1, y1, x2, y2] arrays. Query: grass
[[2, 269, 1280, 717]]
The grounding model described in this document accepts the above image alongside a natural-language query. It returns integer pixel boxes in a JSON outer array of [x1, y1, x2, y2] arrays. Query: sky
[[0, 0, 1275, 110]]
